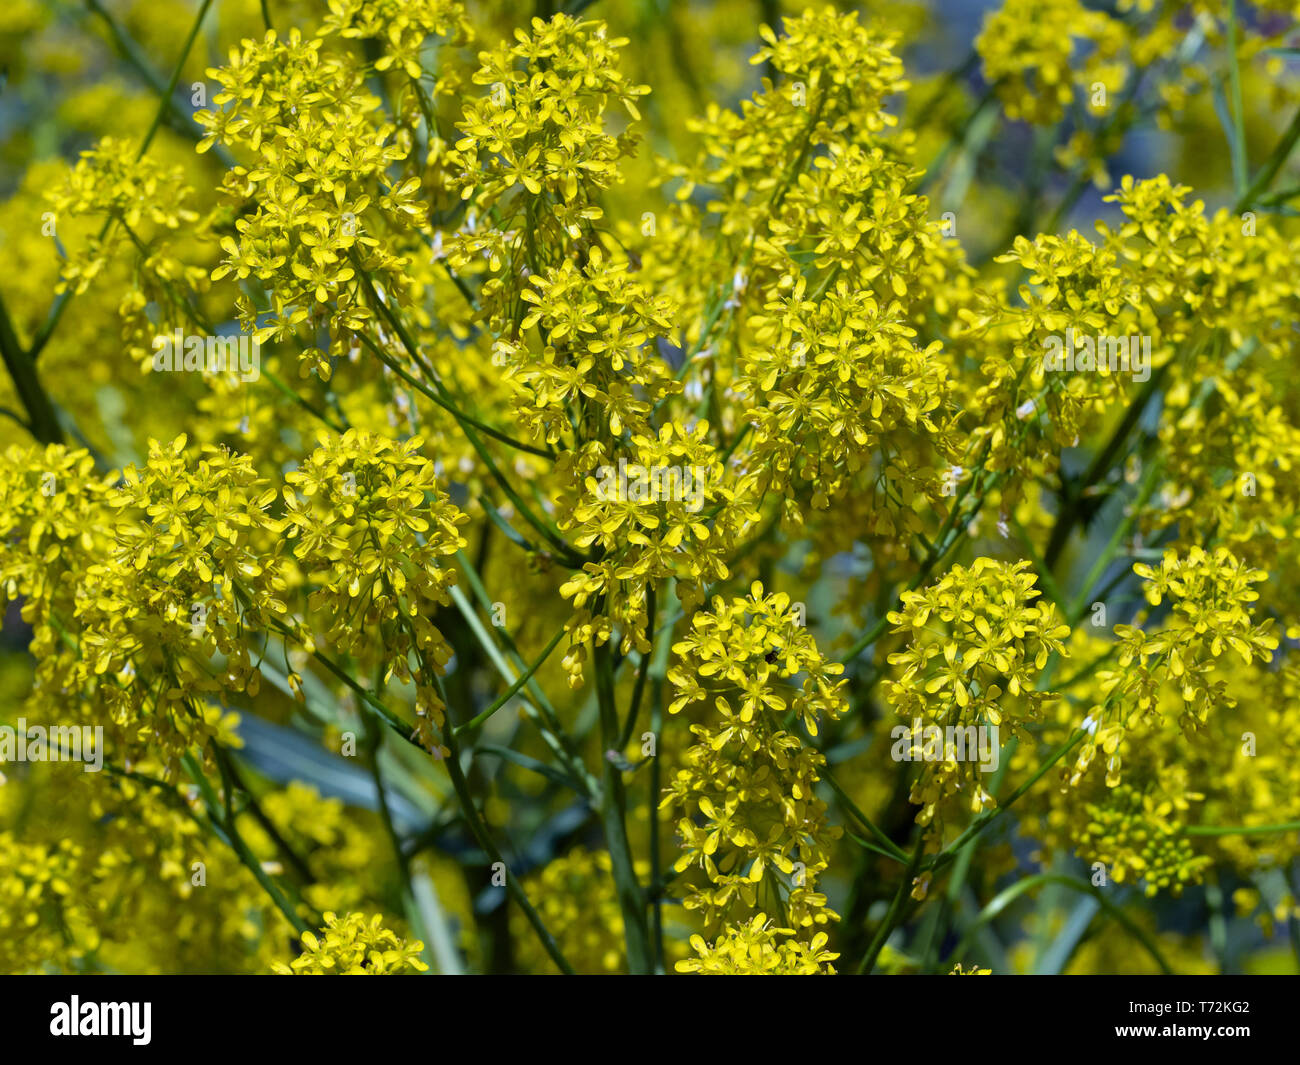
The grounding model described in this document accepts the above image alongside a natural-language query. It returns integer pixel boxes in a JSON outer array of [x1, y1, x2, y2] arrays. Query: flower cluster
[[7, 0, 1300, 980], [743, 277, 958, 531], [976, 0, 1125, 125], [1075, 782, 1210, 897], [274, 911, 428, 974], [281, 429, 468, 750], [1077, 546, 1277, 788], [449, 14, 647, 211], [501, 250, 679, 443], [677, 913, 837, 975], [198, 28, 430, 379], [0, 762, 297, 974], [71, 438, 287, 770], [47, 136, 202, 300], [557, 420, 759, 685], [885, 559, 1070, 848], [510, 847, 628, 975], [664, 584, 845, 956]]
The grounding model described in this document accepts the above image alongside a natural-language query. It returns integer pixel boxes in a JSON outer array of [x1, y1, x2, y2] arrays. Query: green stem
[[355, 330, 553, 459], [822, 771, 909, 863], [453, 629, 566, 734], [182, 751, 313, 935], [594, 640, 653, 973], [353, 271, 578, 562], [858, 833, 925, 973], [1181, 820, 1300, 837], [1236, 101, 1300, 212], [214, 744, 315, 886], [1044, 362, 1168, 571], [83, 0, 235, 167], [924, 730, 1086, 873], [0, 291, 62, 443], [438, 695, 576, 974], [617, 585, 655, 748]]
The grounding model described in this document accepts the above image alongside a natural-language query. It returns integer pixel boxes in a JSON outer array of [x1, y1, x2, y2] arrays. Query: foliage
[[1, 0, 1300, 975]]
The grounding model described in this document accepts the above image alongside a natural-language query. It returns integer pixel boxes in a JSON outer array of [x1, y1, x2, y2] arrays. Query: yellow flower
[[274, 912, 428, 974]]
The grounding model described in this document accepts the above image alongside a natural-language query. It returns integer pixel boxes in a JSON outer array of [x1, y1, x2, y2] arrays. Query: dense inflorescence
[[2, 0, 1300, 976]]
